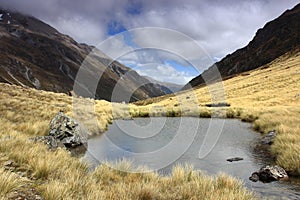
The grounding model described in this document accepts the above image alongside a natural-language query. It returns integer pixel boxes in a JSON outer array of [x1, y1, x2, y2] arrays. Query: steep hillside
[[0, 8, 167, 102], [183, 3, 300, 89]]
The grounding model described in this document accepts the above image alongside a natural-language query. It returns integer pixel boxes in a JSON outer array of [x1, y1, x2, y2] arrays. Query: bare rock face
[[249, 165, 288, 183], [33, 112, 88, 153]]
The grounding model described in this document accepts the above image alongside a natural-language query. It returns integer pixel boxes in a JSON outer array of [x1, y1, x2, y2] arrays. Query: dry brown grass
[[138, 49, 300, 175], [0, 168, 27, 198], [0, 49, 299, 199], [0, 82, 254, 199]]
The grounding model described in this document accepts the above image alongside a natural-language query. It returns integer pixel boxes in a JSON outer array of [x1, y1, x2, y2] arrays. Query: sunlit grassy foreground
[[1, 50, 299, 199], [137, 49, 300, 176], [0, 83, 253, 199]]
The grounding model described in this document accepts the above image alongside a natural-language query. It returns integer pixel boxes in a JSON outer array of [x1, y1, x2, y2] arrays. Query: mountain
[[143, 76, 183, 94], [0, 8, 167, 102], [183, 3, 300, 89]]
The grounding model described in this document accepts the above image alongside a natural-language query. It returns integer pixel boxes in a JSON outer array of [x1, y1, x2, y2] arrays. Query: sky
[[0, 0, 299, 84]]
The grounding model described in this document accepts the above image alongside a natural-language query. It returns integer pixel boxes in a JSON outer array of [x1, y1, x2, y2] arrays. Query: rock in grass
[[33, 112, 88, 153], [226, 157, 244, 162], [261, 130, 276, 145], [33, 135, 60, 150], [49, 112, 88, 147], [249, 165, 288, 183], [205, 102, 230, 107], [4, 160, 13, 167]]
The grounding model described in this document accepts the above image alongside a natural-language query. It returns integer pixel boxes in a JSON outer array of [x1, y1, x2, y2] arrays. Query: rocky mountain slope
[[183, 3, 300, 89], [0, 8, 167, 102], [143, 76, 183, 94]]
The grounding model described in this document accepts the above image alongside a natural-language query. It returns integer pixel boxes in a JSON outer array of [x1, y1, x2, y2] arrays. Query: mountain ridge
[[142, 76, 183, 93], [0, 8, 167, 102], [183, 3, 300, 89]]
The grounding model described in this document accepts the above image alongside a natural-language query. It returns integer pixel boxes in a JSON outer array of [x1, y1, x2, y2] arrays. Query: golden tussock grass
[[0, 82, 254, 199], [1, 48, 298, 199], [0, 168, 27, 198]]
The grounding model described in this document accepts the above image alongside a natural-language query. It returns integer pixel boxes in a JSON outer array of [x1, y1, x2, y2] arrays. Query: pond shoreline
[[83, 117, 300, 199]]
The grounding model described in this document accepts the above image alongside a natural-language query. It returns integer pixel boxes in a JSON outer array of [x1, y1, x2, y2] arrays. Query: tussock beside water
[[0, 83, 253, 199], [1, 49, 298, 199]]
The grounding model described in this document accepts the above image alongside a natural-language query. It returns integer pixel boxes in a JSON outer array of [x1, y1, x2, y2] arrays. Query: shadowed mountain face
[[183, 3, 300, 90], [0, 9, 167, 102]]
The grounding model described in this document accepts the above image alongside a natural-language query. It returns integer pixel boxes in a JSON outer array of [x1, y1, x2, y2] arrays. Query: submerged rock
[[249, 165, 288, 183], [33, 112, 88, 153], [261, 130, 276, 145], [226, 157, 244, 162]]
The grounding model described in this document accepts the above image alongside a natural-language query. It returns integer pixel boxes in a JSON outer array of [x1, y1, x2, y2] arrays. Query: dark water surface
[[83, 117, 300, 199]]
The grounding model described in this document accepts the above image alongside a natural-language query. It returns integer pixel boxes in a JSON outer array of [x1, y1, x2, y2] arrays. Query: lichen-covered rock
[[249, 165, 288, 183], [33, 136, 59, 150], [48, 112, 88, 147], [33, 112, 88, 153]]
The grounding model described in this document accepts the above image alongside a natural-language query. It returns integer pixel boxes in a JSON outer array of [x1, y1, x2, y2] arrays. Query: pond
[[83, 117, 300, 199]]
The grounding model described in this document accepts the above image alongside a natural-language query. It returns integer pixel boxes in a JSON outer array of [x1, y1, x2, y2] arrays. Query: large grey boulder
[[33, 112, 88, 152], [49, 112, 88, 147], [33, 135, 59, 150], [249, 165, 288, 182]]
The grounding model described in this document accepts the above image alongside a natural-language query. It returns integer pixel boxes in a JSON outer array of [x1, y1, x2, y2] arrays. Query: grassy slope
[[0, 84, 253, 199], [137, 49, 300, 175], [1, 49, 299, 199]]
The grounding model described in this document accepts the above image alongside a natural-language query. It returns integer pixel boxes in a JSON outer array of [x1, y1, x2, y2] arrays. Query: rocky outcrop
[[33, 112, 88, 152], [261, 130, 276, 145], [249, 165, 288, 182]]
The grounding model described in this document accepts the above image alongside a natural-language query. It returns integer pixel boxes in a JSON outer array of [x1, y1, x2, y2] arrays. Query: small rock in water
[[249, 165, 288, 183], [249, 173, 260, 182], [226, 157, 244, 162], [261, 130, 276, 145]]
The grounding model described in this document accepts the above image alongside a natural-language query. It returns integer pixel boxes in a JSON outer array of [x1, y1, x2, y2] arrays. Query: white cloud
[[1, 0, 299, 83], [96, 34, 136, 60], [53, 16, 106, 45], [2, 0, 298, 57], [135, 63, 194, 85]]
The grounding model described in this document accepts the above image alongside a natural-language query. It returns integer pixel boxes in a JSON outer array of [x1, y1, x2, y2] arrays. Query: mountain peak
[[0, 9, 168, 102], [183, 3, 300, 89]]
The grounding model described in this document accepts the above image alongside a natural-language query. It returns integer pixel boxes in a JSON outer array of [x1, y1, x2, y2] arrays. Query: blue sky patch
[[107, 20, 127, 35], [164, 60, 199, 76]]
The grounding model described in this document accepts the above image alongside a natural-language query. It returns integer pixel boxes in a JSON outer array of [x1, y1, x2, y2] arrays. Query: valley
[[0, 2, 299, 200]]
